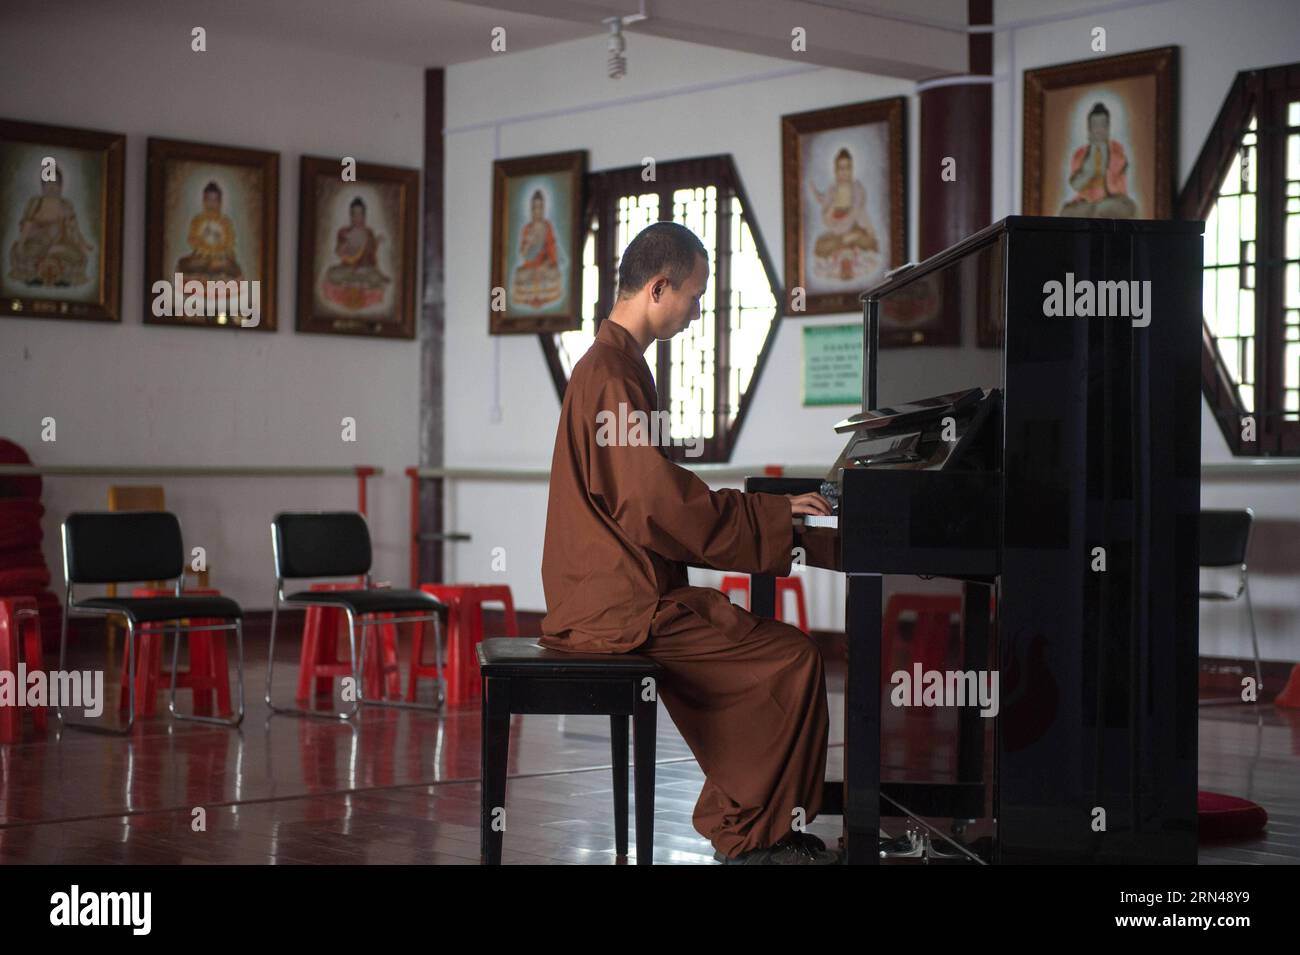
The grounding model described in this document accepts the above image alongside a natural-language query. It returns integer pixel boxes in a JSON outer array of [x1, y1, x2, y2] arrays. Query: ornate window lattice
[[1203, 116, 1258, 414], [1185, 64, 1300, 454], [540, 157, 782, 463]]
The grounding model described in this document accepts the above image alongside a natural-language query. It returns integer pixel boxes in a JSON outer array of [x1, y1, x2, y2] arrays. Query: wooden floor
[[1, 622, 1296, 864]]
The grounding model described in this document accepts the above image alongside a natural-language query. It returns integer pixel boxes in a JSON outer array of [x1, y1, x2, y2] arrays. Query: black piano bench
[[476, 637, 663, 865]]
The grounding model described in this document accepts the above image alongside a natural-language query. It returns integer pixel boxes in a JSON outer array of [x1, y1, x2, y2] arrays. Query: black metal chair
[[265, 511, 447, 719], [477, 637, 662, 864], [1199, 508, 1261, 695], [59, 511, 245, 733]]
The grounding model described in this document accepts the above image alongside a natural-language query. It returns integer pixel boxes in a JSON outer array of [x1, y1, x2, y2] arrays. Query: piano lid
[[860, 214, 1206, 303]]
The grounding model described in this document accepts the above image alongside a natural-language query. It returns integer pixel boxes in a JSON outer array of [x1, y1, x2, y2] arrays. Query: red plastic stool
[[0, 595, 47, 740], [882, 594, 962, 689], [881, 592, 997, 685], [118, 586, 232, 717], [296, 581, 401, 703], [1275, 664, 1300, 708], [719, 575, 810, 633], [414, 584, 517, 705]]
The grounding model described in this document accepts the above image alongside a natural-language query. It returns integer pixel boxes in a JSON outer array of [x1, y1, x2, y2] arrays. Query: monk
[[540, 221, 838, 865]]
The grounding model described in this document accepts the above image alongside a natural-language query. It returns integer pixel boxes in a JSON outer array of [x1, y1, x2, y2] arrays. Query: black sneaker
[[714, 832, 842, 865]]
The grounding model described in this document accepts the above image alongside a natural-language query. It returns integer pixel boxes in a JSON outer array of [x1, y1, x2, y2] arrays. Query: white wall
[[447, 4, 1300, 658], [443, 33, 918, 625], [993, 0, 1300, 664], [0, 9, 425, 609], [3, 1, 1293, 658]]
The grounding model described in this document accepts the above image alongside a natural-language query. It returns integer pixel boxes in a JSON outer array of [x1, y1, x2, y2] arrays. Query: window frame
[[538, 155, 784, 463], [1180, 62, 1300, 455]]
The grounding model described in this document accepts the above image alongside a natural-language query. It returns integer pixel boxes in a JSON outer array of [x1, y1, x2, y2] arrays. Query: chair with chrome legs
[[265, 511, 448, 719], [1199, 508, 1262, 697], [58, 512, 246, 734]]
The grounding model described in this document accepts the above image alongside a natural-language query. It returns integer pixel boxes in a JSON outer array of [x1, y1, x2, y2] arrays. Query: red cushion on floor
[[1198, 790, 1267, 840]]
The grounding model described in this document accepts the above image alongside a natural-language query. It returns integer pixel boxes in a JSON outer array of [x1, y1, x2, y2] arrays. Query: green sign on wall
[[802, 323, 862, 406]]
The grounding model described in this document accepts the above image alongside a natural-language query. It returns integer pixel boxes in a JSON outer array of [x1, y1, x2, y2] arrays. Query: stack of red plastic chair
[[296, 581, 402, 703], [414, 584, 518, 705], [718, 575, 810, 633], [1275, 664, 1300, 708], [118, 586, 232, 718], [0, 595, 47, 740], [0, 439, 62, 654], [882, 594, 964, 677]]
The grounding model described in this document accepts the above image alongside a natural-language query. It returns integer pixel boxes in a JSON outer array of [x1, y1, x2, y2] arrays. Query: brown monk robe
[[540, 316, 830, 859]]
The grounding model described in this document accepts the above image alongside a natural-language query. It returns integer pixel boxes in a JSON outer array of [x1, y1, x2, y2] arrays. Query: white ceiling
[[456, 0, 969, 77], [8, 0, 1049, 76], [6, 0, 596, 67]]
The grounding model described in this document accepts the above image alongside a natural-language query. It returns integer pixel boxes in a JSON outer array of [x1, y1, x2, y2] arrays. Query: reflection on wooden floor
[[1, 621, 1296, 864]]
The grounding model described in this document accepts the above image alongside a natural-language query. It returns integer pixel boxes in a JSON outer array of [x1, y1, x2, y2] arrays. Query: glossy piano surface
[[756, 216, 1204, 864]]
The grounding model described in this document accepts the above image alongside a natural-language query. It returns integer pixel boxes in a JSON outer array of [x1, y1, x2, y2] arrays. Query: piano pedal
[[878, 825, 925, 859], [925, 829, 993, 864], [872, 823, 988, 864], [922, 833, 956, 862], [838, 825, 988, 862]]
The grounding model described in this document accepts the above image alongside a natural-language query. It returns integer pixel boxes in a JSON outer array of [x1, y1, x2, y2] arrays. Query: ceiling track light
[[602, 1, 648, 80]]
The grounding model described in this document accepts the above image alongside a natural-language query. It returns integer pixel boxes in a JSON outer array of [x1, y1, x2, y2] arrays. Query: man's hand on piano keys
[[787, 492, 832, 517]]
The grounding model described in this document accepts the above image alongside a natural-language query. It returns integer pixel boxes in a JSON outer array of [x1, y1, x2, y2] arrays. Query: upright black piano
[[748, 215, 1203, 864]]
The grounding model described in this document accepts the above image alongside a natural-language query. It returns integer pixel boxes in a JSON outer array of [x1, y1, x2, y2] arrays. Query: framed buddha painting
[[1023, 47, 1177, 220], [296, 156, 418, 339], [145, 137, 278, 330], [489, 150, 585, 335], [781, 97, 906, 317], [0, 119, 124, 323]]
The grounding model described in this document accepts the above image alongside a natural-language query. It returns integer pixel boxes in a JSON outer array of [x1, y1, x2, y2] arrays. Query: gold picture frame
[[781, 97, 907, 316], [1, 119, 124, 323], [1023, 47, 1178, 219], [489, 150, 586, 334]]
